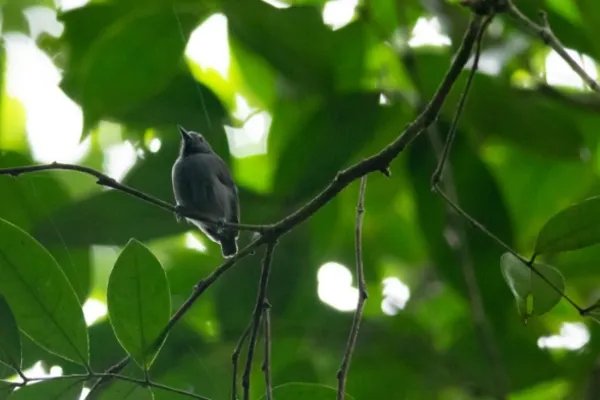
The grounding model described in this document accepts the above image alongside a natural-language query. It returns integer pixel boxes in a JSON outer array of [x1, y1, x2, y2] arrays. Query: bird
[[171, 125, 240, 257]]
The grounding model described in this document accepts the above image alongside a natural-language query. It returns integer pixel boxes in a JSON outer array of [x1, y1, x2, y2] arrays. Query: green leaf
[[500, 253, 565, 322], [96, 379, 154, 400], [107, 239, 171, 369], [262, 383, 354, 400], [7, 378, 83, 400], [535, 196, 600, 255], [0, 296, 21, 371], [0, 382, 14, 400], [60, 6, 198, 124], [223, 1, 334, 92], [0, 218, 89, 365], [270, 92, 382, 201]]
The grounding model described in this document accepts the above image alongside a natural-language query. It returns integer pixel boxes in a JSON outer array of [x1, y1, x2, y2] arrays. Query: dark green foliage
[[1, 0, 600, 399]]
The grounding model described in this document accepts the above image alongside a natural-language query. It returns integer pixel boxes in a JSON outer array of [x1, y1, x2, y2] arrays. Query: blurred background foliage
[[0, 0, 600, 398]]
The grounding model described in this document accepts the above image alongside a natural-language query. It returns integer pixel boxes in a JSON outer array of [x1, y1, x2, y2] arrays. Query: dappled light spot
[[379, 94, 390, 105], [537, 322, 589, 350], [82, 298, 107, 326], [186, 14, 229, 79], [57, 0, 89, 11], [317, 262, 358, 312], [545, 49, 597, 89], [381, 277, 410, 316], [103, 141, 136, 182], [225, 94, 271, 157], [5, 33, 86, 163], [322, 0, 358, 30], [261, 0, 290, 8], [80, 387, 90, 400], [185, 232, 207, 252], [148, 137, 162, 153], [408, 17, 451, 48], [8, 361, 63, 385]]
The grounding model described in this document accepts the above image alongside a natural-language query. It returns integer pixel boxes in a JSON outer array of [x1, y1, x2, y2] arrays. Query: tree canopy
[[1, 0, 600, 399]]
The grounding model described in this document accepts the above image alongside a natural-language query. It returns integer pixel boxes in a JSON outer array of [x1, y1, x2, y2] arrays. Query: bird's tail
[[220, 237, 238, 258]]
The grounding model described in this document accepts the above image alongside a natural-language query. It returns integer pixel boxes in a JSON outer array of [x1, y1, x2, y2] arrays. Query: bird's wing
[[213, 156, 235, 187], [213, 156, 240, 227]]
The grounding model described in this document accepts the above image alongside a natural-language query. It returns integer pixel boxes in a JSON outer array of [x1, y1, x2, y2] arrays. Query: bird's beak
[[178, 125, 190, 141]]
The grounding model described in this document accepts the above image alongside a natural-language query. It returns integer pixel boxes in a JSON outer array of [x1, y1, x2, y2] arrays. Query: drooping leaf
[[0, 296, 21, 371], [262, 383, 354, 400], [535, 197, 600, 255], [7, 378, 83, 400], [500, 252, 565, 322], [107, 239, 171, 369], [0, 218, 89, 365]]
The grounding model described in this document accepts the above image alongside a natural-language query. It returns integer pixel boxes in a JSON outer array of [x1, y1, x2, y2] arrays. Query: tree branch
[[242, 242, 276, 400], [506, 3, 600, 96], [261, 302, 273, 400], [231, 320, 252, 400], [0, 162, 266, 233], [336, 176, 368, 400]]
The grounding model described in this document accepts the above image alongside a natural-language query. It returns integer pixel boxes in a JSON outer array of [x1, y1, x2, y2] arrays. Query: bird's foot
[[216, 217, 227, 236], [174, 205, 186, 223]]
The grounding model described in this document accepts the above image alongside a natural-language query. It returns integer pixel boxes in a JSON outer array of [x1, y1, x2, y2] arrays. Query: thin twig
[[432, 15, 493, 187], [261, 302, 273, 400], [427, 17, 509, 397], [242, 243, 276, 400], [0, 163, 266, 234], [231, 320, 253, 400], [336, 176, 368, 400], [435, 187, 583, 313], [507, 3, 600, 96]]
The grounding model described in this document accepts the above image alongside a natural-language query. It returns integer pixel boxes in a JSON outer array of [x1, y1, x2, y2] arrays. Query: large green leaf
[[223, 1, 334, 93], [575, 0, 600, 59], [107, 239, 171, 369], [7, 378, 83, 400], [57, 3, 204, 130], [500, 252, 565, 321], [270, 92, 382, 202], [0, 381, 14, 400], [535, 196, 600, 255], [412, 50, 586, 160], [0, 296, 21, 371], [110, 71, 230, 134], [0, 218, 88, 365], [71, 10, 195, 121]]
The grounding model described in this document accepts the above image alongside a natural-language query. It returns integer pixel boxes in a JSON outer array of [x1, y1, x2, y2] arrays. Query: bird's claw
[[216, 218, 227, 236], [174, 205, 186, 223]]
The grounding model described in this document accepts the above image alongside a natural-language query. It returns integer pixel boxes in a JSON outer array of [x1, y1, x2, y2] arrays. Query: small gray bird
[[172, 125, 240, 257]]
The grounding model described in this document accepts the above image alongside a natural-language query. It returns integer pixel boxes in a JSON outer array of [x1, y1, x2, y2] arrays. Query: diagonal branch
[[506, 3, 600, 96], [336, 176, 368, 400]]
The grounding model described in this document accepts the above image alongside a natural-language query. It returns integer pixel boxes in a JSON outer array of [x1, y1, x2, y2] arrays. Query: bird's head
[[178, 125, 213, 156]]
